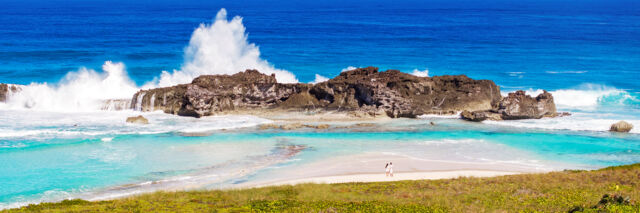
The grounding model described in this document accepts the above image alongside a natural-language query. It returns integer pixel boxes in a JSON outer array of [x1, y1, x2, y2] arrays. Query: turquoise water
[[1, 117, 639, 207], [1, 0, 640, 209]]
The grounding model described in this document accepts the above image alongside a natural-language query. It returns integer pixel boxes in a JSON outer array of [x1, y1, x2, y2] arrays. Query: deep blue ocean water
[[1, 0, 640, 209], [1, 0, 639, 91]]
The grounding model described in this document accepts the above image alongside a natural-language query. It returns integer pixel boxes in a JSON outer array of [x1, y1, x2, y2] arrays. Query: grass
[[5, 164, 640, 212]]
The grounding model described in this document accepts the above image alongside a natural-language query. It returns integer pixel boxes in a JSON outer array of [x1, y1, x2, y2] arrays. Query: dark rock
[[0, 84, 21, 102], [131, 67, 503, 118], [497, 90, 556, 120], [280, 123, 304, 130], [314, 124, 330, 129], [460, 110, 502, 122], [0, 84, 6, 102], [126, 115, 149, 124], [311, 67, 502, 118], [259, 123, 280, 130], [610, 121, 633, 133], [131, 70, 305, 117], [354, 123, 376, 127], [258, 123, 330, 130], [460, 110, 488, 122]]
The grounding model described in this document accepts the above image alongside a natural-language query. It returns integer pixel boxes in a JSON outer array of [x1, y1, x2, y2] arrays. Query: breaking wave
[[0, 111, 271, 141], [495, 84, 640, 134], [2, 61, 137, 112], [504, 84, 640, 110], [2, 9, 296, 112], [484, 115, 640, 134], [150, 8, 297, 87]]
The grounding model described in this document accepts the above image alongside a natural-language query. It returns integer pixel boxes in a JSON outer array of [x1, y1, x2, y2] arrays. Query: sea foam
[[2, 61, 137, 112], [150, 8, 297, 87], [0, 110, 271, 141], [506, 84, 640, 110], [2, 9, 297, 112], [491, 84, 640, 133]]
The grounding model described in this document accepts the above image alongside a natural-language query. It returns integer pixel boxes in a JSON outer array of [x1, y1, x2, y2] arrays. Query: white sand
[[233, 152, 554, 189], [241, 170, 519, 188]]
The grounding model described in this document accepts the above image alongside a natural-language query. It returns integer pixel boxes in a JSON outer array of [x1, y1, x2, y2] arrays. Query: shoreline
[[0, 112, 628, 210], [230, 151, 562, 190], [83, 150, 556, 203], [0, 169, 529, 210], [236, 170, 522, 189]]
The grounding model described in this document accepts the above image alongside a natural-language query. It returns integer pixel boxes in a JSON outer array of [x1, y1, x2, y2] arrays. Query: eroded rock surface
[[498, 90, 556, 120], [131, 67, 503, 118], [461, 90, 558, 121], [126, 115, 149, 124], [0, 84, 21, 102], [610, 121, 633, 133]]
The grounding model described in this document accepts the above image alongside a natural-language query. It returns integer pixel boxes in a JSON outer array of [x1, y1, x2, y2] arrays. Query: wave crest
[[150, 8, 297, 87], [507, 84, 640, 110], [3, 61, 138, 112], [3, 9, 298, 112]]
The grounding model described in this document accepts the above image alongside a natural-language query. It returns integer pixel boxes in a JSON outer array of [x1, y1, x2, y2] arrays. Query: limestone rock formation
[[498, 90, 556, 120], [461, 110, 497, 122], [258, 123, 331, 130], [0, 84, 21, 102], [461, 90, 558, 121], [131, 70, 306, 117], [131, 67, 503, 118], [610, 121, 633, 133], [310, 67, 501, 118], [126, 115, 149, 124]]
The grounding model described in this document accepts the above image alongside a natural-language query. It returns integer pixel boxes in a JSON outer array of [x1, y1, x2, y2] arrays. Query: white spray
[[2, 61, 138, 112], [3, 9, 298, 112], [149, 93, 156, 112], [148, 8, 297, 88], [135, 92, 146, 111]]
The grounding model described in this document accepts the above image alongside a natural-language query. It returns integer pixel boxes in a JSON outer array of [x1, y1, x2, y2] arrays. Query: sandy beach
[[241, 170, 520, 188], [232, 151, 556, 189]]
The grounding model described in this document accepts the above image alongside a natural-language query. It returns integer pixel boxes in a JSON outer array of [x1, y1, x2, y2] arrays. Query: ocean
[[1, 0, 639, 209]]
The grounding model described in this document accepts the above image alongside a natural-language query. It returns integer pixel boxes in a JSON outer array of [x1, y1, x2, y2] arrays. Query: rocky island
[[129, 67, 557, 120]]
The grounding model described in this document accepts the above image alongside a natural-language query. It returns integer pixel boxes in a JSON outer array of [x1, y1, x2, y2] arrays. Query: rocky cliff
[[130, 67, 504, 118]]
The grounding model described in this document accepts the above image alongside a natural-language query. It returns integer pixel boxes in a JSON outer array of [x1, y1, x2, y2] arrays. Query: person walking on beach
[[389, 162, 394, 177], [385, 163, 390, 176]]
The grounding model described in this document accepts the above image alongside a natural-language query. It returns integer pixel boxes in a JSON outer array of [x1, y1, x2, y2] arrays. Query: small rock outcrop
[[258, 123, 331, 130], [0, 84, 21, 102], [461, 110, 492, 122], [126, 115, 149, 124], [131, 67, 502, 118], [461, 90, 558, 121], [498, 90, 556, 120], [610, 121, 633, 133]]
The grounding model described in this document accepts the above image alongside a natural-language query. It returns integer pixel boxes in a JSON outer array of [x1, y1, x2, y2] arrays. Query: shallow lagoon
[[1, 113, 638, 208]]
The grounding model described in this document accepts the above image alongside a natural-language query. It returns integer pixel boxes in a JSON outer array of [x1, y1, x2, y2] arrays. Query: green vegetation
[[6, 164, 640, 212]]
